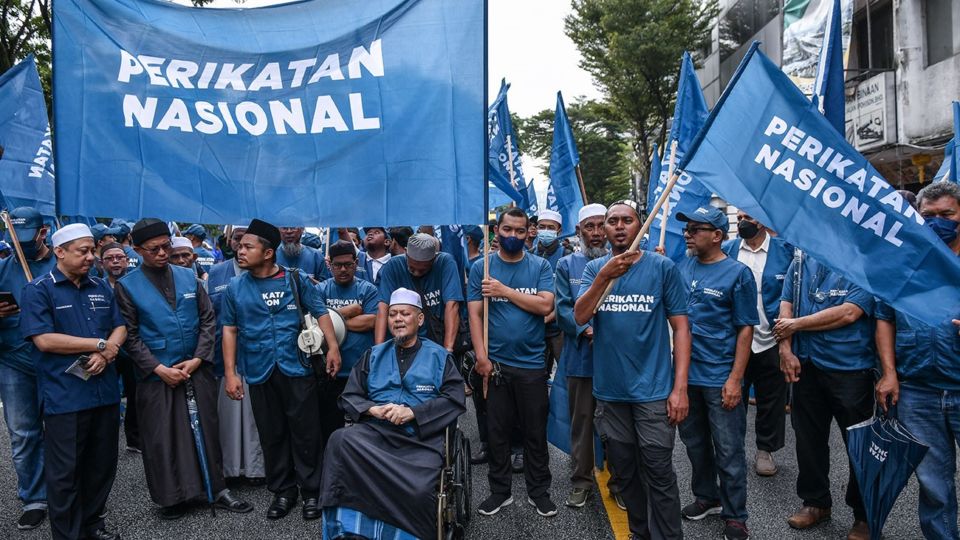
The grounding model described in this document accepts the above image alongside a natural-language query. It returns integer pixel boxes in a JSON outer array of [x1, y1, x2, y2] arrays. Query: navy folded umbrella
[[846, 407, 928, 540], [184, 379, 216, 515]]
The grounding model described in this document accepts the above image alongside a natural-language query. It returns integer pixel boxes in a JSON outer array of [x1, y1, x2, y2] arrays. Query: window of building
[[718, 0, 780, 63], [926, 0, 960, 66], [854, 1, 894, 70]]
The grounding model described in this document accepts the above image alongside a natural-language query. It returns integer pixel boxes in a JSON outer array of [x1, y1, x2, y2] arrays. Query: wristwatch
[[97, 339, 107, 352]]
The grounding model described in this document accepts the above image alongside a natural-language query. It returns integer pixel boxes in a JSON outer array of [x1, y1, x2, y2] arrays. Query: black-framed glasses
[[141, 242, 172, 255], [331, 261, 356, 270], [101, 255, 128, 263], [683, 226, 717, 236]]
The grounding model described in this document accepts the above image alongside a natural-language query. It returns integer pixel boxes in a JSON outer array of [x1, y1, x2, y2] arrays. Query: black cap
[[246, 219, 281, 249], [328, 240, 357, 259], [131, 218, 170, 246]]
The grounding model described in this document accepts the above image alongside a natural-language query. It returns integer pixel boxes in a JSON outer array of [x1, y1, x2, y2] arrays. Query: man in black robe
[[115, 218, 252, 519], [321, 288, 465, 539]]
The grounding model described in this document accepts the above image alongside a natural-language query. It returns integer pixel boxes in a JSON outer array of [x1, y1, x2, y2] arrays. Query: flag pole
[[324, 227, 331, 259], [657, 140, 679, 251], [593, 165, 681, 314], [574, 164, 589, 204], [481, 224, 490, 399], [1, 211, 34, 282]]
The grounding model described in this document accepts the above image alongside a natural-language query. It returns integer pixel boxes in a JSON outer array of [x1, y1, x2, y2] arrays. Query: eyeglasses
[[141, 242, 172, 255], [101, 255, 128, 263], [683, 226, 717, 236], [331, 261, 356, 270]]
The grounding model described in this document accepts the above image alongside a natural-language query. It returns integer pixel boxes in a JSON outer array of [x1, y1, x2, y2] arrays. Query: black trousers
[[249, 369, 323, 499], [116, 353, 140, 449], [741, 345, 786, 452], [791, 362, 873, 520], [44, 404, 119, 540], [486, 363, 551, 498], [317, 377, 348, 449]]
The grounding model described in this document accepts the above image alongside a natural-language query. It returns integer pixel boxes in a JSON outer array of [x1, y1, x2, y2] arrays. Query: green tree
[[514, 98, 633, 205], [565, 0, 718, 201]]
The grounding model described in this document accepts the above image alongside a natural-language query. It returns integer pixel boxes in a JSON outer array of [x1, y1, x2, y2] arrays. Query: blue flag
[[488, 80, 529, 209], [439, 225, 467, 285], [812, 0, 845, 134], [934, 102, 959, 183], [678, 43, 960, 328], [644, 142, 662, 213], [546, 92, 585, 237], [647, 52, 714, 260], [488, 182, 514, 209], [524, 179, 540, 215], [0, 56, 55, 216], [53, 0, 484, 226]]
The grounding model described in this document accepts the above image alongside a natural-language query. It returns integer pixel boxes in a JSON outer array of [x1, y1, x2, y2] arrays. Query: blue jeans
[[899, 384, 960, 539], [678, 385, 748, 522], [0, 360, 47, 509]]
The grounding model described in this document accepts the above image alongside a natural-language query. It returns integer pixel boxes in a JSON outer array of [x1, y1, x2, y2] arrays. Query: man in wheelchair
[[321, 288, 467, 540]]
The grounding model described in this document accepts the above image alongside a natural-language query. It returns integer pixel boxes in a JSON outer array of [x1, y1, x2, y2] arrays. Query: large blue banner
[[0, 56, 55, 216], [487, 80, 529, 210], [679, 43, 960, 327], [546, 92, 584, 237], [54, 0, 484, 226], [647, 52, 714, 261]]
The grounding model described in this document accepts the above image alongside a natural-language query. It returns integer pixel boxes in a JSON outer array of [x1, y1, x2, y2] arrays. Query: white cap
[[389, 287, 422, 309], [52, 224, 93, 248], [538, 209, 563, 225], [578, 203, 607, 223], [171, 236, 193, 250]]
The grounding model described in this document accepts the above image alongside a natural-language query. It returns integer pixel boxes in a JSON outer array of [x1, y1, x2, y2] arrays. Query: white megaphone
[[297, 308, 347, 355]]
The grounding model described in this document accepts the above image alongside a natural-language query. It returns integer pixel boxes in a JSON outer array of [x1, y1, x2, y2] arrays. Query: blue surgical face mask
[[537, 230, 558, 245], [498, 235, 525, 254], [925, 216, 959, 245]]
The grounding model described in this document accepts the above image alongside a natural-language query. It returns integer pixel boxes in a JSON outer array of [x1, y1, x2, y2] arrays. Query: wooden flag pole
[[481, 224, 491, 399], [1, 211, 33, 282], [574, 164, 589, 204], [657, 140, 679, 251], [592, 165, 682, 315]]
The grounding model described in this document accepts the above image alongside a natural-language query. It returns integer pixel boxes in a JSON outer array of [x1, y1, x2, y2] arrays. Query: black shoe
[[159, 503, 187, 520], [477, 493, 514, 516], [302, 497, 321, 520], [527, 496, 558, 517], [215, 490, 254, 513], [246, 477, 267, 486], [85, 528, 121, 540], [511, 452, 524, 473], [470, 443, 488, 465], [17, 508, 45, 530], [267, 495, 297, 520]]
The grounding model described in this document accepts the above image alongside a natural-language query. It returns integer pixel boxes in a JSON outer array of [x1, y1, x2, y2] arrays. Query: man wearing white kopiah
[[574, 201, 690, 540], [320, 288, 465, 540]]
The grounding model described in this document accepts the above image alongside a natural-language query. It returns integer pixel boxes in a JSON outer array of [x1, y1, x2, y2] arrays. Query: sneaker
[[613, 492, 626, 511], [755, 450, 778, 477], [724, 520, 750, 540], [477, 493, 514, 516], [17, 508, 46, 530], [681, 499, 722, 521], [527, 496, 558, 517], [565, 488, 589, 508]]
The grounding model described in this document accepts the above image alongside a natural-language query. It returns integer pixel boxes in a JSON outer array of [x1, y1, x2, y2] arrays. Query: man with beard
[[574, 201, 691, 539], [554, 204, 612, 508], [318, 240, 379, 445], [115, 219, 252, 520], [208, 225, 265, 484], [721, 212, 793, 477], [170, 236, 207, 280], [222, 219, 342, 521], [184, 224, 216, 275], [0, 207, 56, 530], [320, 288, 465, 539], [276, 225, 331, 281], [99, 242, 141, 453]]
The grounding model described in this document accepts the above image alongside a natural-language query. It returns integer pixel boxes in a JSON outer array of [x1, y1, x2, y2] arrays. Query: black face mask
[[737, 221, 760, 240]]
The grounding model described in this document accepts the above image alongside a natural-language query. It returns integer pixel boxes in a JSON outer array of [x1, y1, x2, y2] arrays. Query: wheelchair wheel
[[453, 430, 472, 525]]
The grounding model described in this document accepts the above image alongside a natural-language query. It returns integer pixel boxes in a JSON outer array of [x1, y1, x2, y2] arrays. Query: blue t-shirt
[[276, 244, 330, 281], [677, 256, 759, 387], [319, 278, 379, 378], [579, 252, 688, 403], [467, 253, 555, 369], [378, 253, 464, 335], [781, 256, 876, 371]]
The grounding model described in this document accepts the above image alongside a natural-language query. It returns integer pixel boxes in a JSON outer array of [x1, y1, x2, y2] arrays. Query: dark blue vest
[[722, 235, 793, 324], [208, 259, 239, 377], [367, 339, 446, 413], [556, 252, 593, 377]]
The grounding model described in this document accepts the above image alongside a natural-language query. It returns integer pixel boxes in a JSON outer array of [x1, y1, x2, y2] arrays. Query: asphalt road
[[0, 398, 939, 539]]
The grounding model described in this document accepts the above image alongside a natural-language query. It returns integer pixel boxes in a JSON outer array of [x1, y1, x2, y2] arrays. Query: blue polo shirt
[[781, 256, 876, 371], [318, 278, 379, 378], [579, 252, 688, 403], [378, 253, 464, 336], [875, 302, 960, 391], [467, 253, 554, 369], [0, 253, 57, 374], [677, 256, 759, 387], [19, 267, 123, 415]]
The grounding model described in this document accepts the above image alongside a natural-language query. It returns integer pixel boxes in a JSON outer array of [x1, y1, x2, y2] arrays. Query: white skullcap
[[171, 236, 193, 250], [389, 287, 422, 309], [52, 224, 93, 248], [538, 209, 563, 225], [578, 203, 607, 223]]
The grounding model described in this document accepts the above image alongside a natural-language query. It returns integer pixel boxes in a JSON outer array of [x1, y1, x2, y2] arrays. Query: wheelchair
[[436, 425, 472, 540]]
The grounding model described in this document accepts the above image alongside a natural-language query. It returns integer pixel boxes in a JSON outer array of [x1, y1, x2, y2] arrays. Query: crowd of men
[[0, 181, 958, 540]]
